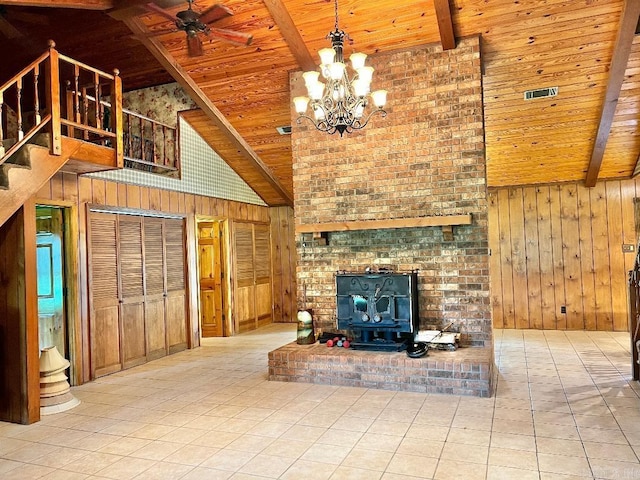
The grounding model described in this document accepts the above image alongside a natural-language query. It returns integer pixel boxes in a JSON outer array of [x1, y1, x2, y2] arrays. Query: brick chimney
[[291, 36, 491, 347]]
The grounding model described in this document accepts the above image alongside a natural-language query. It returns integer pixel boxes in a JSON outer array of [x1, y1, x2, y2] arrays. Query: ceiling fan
[[144, 0, 253, 57]]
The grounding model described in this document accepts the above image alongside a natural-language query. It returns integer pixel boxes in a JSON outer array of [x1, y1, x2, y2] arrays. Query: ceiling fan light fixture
[[293, 0, 387, 136]]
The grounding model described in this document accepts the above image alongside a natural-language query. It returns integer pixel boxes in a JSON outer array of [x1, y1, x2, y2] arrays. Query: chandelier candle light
[[293, 0, 387, 136]]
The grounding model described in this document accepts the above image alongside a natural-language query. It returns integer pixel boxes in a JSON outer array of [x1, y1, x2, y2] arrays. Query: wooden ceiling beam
[[123, 16, 294, 207], [0, 0, 112, 9], [262, 0, 316, 71], [585, 0, 640, 187], [434, 0, 456, 50]]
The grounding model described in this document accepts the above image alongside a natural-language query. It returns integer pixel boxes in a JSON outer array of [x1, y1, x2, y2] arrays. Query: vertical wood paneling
[[591, 182, 614, 331], [606, 182, 627, 331], [488, 192, 504, 328], [536, 186, 557, 330], [577, 186, 597, 330], [490, 178, 637, 331], [509, 188, 529, 329], [497, 188, 514, 328], [560, 184, 583, 329], [550, 186, 566, 329], [523, 187, 542, 329]]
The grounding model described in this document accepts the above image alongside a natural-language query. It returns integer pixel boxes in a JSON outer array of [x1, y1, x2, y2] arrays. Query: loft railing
[[0, 40, 123, 168], [122, 109, 178, 175], [0, 41, 179, 177], [63, 91, 179, 175]]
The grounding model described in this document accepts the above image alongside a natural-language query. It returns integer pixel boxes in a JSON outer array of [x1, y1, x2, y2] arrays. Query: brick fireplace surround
[[269, 36, 493, 396]]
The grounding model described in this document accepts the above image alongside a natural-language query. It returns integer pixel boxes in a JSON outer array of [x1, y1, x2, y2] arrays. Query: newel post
[[111, 69, 124, 168], [45, 40, 62, 156]]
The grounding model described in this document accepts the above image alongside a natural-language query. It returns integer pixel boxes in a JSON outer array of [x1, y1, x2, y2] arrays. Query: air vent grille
[[276, 125, 292, 135], [524, 87, 558, 100]]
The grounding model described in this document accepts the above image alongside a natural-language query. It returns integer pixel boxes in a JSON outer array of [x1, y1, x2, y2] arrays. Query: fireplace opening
[[336, 269, 419, 351]]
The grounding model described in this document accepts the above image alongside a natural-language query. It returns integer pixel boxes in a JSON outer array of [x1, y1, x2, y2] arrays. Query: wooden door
[[36, 207, 66, 356], [118, 216, 146, 369], [198, 221, 225, 337], [234, 222, 256, 333], [89, 213, 121, 377], [165, 218, 187, 353], [143, 217, 167, 360], [254, 224, 273, 328], [233, 222, 273, 333]]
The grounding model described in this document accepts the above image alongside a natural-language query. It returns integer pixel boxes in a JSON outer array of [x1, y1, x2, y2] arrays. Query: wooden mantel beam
[[434, 0, 456, 50], [123, 16, 294, 207], [262, 0, 316, 72], [0, 0, 112, 9], [585, 0, 640, 187]]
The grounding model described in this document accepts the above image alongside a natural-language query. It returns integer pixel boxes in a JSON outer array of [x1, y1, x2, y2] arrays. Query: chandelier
[[292, 0, 387, 136]]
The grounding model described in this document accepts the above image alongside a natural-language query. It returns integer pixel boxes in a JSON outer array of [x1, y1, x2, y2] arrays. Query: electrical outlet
[[622, 244, 635, 253], [560, 306, 567, 314]]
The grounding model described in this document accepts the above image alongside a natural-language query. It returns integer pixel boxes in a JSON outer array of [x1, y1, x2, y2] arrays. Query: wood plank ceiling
[[0, 0, 637, 205]]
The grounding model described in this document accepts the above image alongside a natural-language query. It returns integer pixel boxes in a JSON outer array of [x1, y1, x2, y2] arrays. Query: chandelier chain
[[334, 0, 339, 31]]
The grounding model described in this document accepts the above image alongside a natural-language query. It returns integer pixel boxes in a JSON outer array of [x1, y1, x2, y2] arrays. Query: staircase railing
[[0, 48, 52, 164], [0, 40, 123, 169]]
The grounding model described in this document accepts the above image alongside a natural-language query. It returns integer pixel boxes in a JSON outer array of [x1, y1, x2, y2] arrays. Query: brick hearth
[[268, 342, 493, 397]]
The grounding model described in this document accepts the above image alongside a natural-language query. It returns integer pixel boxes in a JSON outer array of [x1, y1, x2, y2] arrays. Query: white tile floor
[[1, 324, 640, 479]]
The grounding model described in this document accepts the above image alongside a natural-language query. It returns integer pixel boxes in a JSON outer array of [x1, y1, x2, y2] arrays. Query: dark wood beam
[[0, 0, 112, 9], [585, 0, 640, 187], [262, 0, 316, 71], [123, 16, 294, 207], [434, 0, 456, 50]]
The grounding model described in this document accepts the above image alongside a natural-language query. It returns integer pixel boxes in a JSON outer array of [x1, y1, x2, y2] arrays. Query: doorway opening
[[196, 218, 231, 338], [35, 206, 70, 376]]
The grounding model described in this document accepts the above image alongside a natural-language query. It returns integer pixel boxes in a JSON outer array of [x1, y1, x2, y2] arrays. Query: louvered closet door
[[89, 213, 122, 377], [165, 218, 187, 353], [254, 225, 273, 328], [144, 217, 167, 360], [234, 222, 256, 333], [118, 216, 146, 369]]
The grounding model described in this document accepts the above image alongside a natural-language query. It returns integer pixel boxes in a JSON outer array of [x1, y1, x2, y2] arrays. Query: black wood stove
[[336, 270, 419, 351]]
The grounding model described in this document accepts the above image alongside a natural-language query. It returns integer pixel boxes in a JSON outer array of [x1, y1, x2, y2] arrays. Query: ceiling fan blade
[[199, 4, 233, 25], [209, 27, 253, 46], [145, 26, 178, 36], [187, 34, 204, 56], [144, 2, 179, 23], [0, 16, 23, 39]]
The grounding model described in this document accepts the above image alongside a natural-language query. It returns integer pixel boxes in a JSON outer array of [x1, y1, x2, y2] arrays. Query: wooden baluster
[[140, 116, 145, 162], [16, 76, 23, 141], [162, 125, 167, 166], [73, 64, 80, 127], [0, 91, 4, 157], [34, 63, 41, 125], [65, 81, 75, 139], [127, 112, 132, 158], [151, 121, 157, 165], [82, 86, 89, 140], [94, 72, 102, 133]]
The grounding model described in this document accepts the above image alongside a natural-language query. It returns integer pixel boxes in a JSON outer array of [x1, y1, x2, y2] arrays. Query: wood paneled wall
[[270, 207, 296, 323], [489, 179, 638, 331], [0, 200, 40, 424], [35, 172, 296, 384]]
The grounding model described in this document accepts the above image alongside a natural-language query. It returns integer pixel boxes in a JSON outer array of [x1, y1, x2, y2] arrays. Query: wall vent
[[276, 125, 292, 135], [524, 86, 558, 100]]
